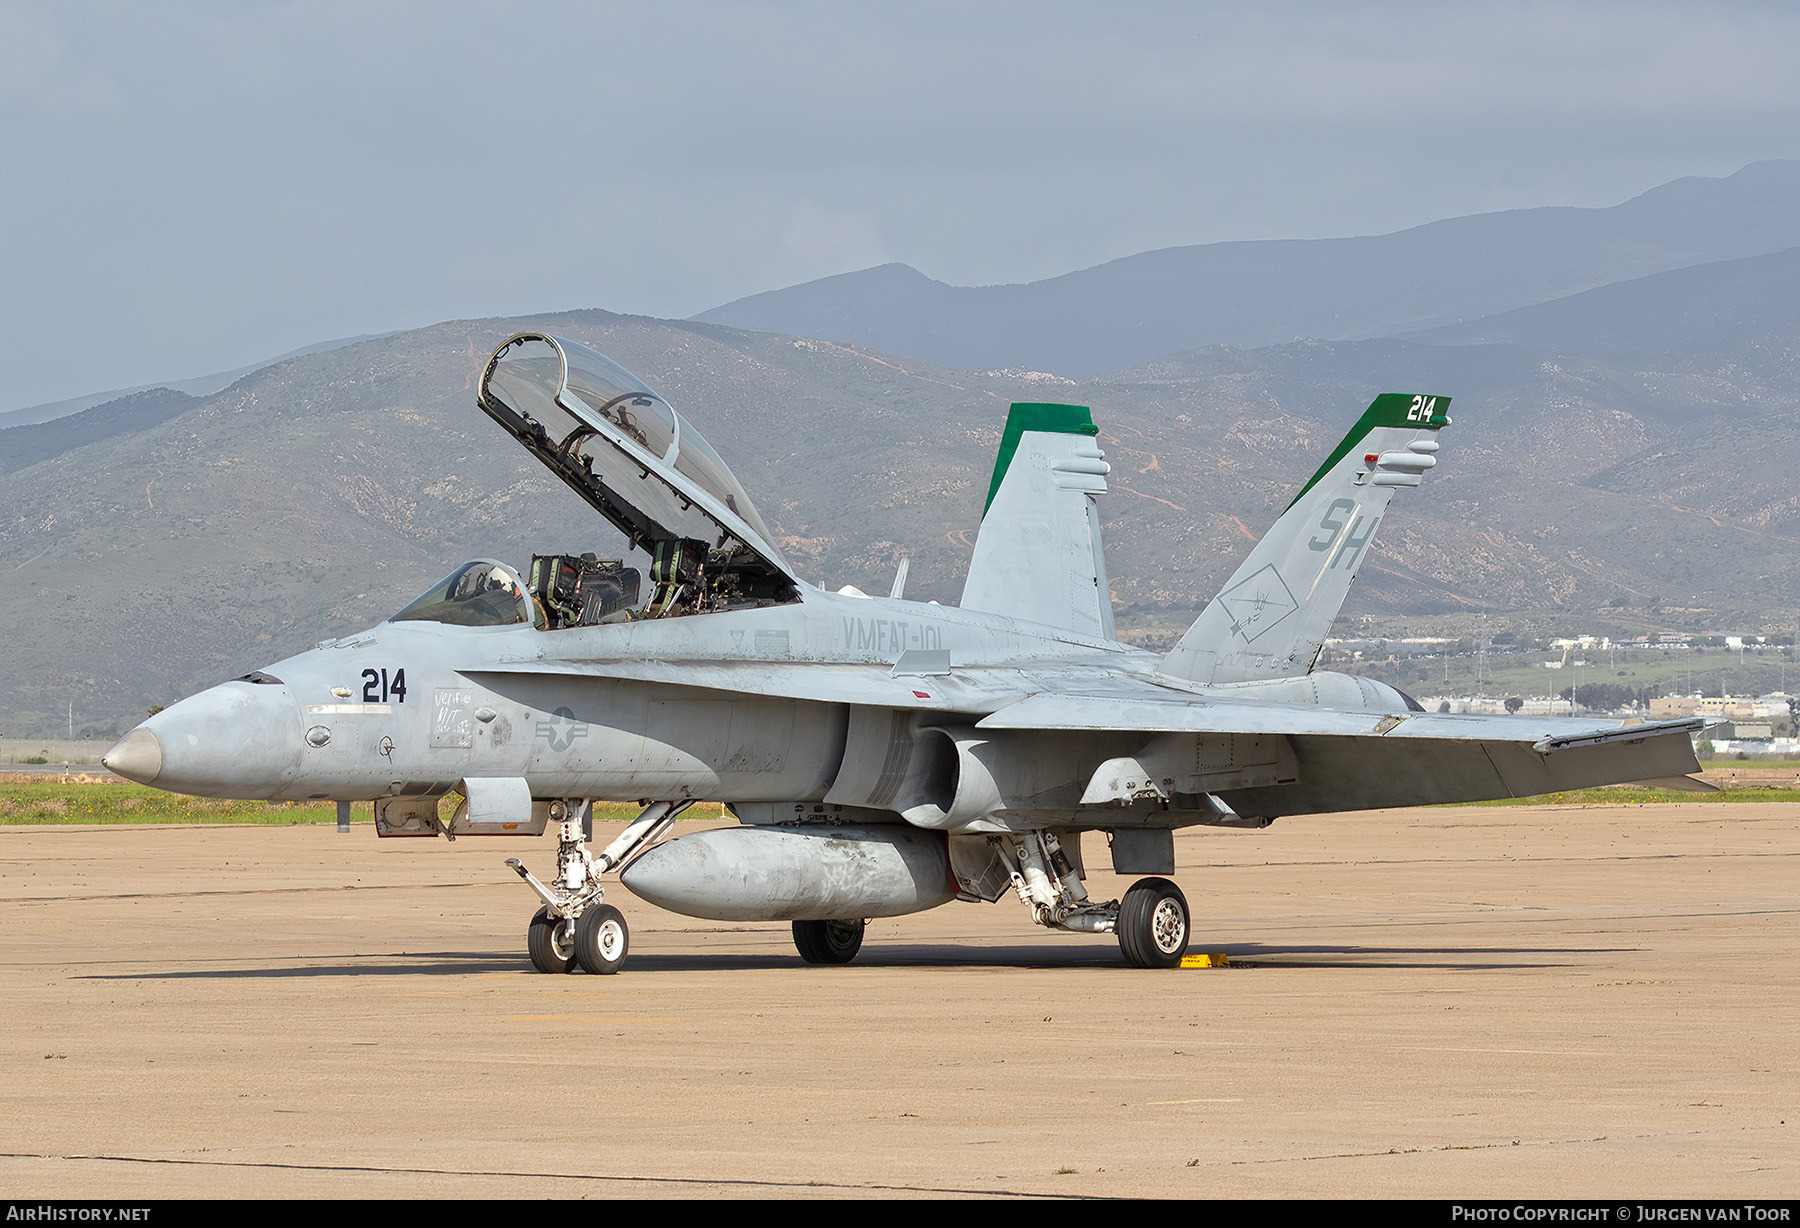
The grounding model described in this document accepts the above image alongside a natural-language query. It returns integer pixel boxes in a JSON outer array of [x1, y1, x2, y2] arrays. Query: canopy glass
[[478, 334, 789, 578], [390, 560, 537, 627]]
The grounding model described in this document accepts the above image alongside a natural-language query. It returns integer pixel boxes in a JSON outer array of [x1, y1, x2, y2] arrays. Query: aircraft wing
[[978, 692, 1702, 750], [979, 691, 1707, 811], [474, 655, 1702, 755]]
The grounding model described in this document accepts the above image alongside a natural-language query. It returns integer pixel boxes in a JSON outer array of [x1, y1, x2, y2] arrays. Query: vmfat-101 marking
[[840, 616, 946, 654]]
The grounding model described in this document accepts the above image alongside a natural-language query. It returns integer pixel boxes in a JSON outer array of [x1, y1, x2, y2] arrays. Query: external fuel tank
[[618, 824, 955, 921]]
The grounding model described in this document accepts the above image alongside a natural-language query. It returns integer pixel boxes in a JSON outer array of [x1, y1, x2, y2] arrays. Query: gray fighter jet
[[103, 334, 1704, 973]]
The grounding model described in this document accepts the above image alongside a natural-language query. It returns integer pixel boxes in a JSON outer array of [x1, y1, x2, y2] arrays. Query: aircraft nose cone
[[102, 728, 164, 784], [126, 682, 303, 797]]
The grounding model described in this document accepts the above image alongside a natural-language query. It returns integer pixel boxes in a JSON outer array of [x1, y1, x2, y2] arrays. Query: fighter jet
[[103, 333, 1704, 973]]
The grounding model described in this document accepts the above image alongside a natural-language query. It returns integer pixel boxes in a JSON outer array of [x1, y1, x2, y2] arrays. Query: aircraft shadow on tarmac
[[78, 939, 1639, 979], [1216, 942, 1639, 970]]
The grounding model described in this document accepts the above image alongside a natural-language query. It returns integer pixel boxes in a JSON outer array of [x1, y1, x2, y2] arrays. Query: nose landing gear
[[507, 799, 688, 974]]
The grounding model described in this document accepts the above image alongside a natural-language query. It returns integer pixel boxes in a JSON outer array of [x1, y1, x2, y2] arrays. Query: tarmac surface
[[1, 803, 1794, 1200]]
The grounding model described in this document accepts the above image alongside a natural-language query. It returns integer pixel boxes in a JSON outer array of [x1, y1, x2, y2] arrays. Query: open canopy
[[477, 334, 798, 604]]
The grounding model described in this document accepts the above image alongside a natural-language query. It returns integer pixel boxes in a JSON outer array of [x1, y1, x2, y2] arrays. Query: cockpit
[[390, 560, 536, 628], [468, 334, 801, 628]]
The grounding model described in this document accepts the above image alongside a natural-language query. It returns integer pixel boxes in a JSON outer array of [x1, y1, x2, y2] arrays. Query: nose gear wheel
[[574, 904, 629, 975], [507, 799, 689, 974], [527, 906, 576, 974]]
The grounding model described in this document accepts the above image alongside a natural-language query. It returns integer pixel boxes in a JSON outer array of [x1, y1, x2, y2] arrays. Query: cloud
[[1, 0, 1797, 410]]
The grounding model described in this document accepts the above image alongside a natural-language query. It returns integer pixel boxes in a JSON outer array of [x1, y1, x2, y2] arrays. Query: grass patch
[[0, 782, 728, 826], [1, 781, 342, 825]]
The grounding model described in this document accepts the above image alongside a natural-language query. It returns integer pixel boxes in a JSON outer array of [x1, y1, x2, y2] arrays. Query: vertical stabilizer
[[1160, 393, 1451, 685], [961, 403, 1114, 639]]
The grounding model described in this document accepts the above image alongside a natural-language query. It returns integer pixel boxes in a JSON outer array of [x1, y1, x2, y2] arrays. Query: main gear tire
[[792, 918, 865, 965], [1117, 877, 1190, 969]]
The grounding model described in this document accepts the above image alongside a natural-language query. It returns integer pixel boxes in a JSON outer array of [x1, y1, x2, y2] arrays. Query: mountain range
[[4, 162, 1798, 738], [696, 160, 1800, 376]]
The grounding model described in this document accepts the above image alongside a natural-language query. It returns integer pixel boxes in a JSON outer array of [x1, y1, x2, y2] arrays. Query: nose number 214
[[361, 668, 407, 703]]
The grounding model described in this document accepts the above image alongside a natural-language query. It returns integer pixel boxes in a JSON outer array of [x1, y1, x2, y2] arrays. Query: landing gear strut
[[506, 799, 689, 974], [993, 832, 1192, 967]]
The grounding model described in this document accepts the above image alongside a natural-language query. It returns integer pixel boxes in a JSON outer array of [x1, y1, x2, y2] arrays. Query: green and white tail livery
[[961, 403, 1114, 640], [1160, 393, 1452, 685]]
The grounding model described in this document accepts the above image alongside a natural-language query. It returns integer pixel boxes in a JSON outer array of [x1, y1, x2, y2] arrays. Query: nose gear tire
[[527, 905, 577, 974], [574, 904, 630, 974]]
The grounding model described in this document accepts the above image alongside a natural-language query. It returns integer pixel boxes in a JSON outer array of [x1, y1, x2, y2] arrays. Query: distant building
[[1651, 694, 1786, 721], [1714, 721, 1774, 740], [1706, 737, 1800, 758]]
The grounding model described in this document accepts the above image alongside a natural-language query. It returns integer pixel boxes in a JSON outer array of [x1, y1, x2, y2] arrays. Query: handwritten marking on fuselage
[[840, 616, 944, 653]]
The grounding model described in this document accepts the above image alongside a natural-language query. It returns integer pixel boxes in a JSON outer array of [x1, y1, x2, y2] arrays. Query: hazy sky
[[4, 0, 1797, 412]]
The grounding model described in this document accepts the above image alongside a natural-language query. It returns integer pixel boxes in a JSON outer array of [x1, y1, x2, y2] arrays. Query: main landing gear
[[792, 918, 866, 964], [994, 831, 1192, 968], [506, 799, 690, 974]]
